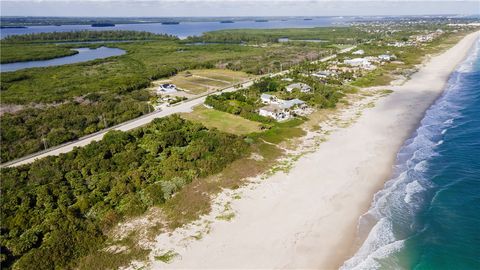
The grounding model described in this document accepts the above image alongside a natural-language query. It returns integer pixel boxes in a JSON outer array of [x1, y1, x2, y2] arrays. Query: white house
[[158, 83, 177, 93], [378, 54, 396, 61], [259, 98, 307, 121], [312, 70, 334, 79], [285, 83, 311, 93], [259, 104, 290, 121], [352, 49, 365, 55], [260, 93, 278, 104], [344, 58, 376, 70]]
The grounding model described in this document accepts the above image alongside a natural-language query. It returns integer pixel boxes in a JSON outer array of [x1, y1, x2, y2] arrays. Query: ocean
[[342, 39, 480, 269]]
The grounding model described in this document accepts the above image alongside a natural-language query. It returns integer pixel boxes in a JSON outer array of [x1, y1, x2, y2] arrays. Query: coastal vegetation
[[0, 115, 248, 269], [186, 27, 374, 44], [205, 76, 345, 123], [0, 43, 78, 64], [2, 30, 177, 43], [1, 32, 329, 162], [1, 90, 152, 162]]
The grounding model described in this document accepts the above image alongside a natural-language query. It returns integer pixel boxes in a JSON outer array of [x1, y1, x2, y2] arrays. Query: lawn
[[180, 105, 263, 135]]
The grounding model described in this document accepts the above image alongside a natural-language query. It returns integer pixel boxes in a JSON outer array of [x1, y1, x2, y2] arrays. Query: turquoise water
[[342, 39, 480, 269], [0, 46, 125, 72]]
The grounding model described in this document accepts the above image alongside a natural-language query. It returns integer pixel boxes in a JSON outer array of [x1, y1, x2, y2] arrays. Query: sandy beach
[[146, 31, 479, 270]]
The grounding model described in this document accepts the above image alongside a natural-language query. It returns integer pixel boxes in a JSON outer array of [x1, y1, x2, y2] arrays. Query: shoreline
[[145, 31, 479, 269]]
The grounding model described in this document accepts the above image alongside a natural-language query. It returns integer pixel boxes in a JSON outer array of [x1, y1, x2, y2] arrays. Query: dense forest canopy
[[2, 30, 178, 43], [0, 43, 79, 64], [0, 115, 249, 269], [187, 27, 375, 44], [0, 90, 153, 163]]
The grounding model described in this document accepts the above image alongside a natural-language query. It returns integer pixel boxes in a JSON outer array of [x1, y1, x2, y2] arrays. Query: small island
[[91, 23, 115, 27], [162, 21, 180, 25], [0, 26, 28, 29], [220, 20, 235, 24]]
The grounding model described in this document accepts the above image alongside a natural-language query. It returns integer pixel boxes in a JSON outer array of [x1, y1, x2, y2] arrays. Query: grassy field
[[157, 69, 252, 95], [180, 105, 263, 134]]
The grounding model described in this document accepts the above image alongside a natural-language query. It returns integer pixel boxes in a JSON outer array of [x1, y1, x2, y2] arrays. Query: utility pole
[[99, 114, 107, 128], [103, 114, 107, 128], [41, 135, 48, 150]]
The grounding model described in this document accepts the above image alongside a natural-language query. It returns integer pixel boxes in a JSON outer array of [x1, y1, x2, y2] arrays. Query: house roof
[[281, 99, 305, 109], [261, 93, 275, 100], [260, 104, 283, 113], [286, 83, 310, 89]]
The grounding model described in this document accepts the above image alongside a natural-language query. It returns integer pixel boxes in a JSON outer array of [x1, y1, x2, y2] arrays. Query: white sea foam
[[341, 37, 480, 270], [404, 181, 426, 204]]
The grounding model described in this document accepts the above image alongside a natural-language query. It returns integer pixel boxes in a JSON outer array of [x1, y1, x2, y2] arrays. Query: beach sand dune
[[150, 31, 479, 270]]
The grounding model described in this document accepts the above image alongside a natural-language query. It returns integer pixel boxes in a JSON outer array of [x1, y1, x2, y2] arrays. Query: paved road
[[2, 52, 345, 168], [1, 81, 254, 168]]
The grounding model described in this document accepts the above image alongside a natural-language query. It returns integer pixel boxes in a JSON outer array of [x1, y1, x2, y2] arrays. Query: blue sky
[[1, 1, 479, 17]]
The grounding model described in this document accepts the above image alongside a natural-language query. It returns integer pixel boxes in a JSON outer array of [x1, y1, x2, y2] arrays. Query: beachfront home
[[261, 93, 278, 104], [344, 58, 376, 70], [259, 104, 290, 121], [285, 83, 311, 93], [352, 49, 365, 55], [258, 97, 308, 121], [158, 83, 178, 93], [281, 98, 306, 109]]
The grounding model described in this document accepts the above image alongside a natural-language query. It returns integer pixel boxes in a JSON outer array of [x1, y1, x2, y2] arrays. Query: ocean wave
[[341, 38, 480, 270]]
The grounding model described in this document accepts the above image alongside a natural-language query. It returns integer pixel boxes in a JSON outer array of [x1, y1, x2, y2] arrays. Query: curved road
[[1, 81, 253, 168]]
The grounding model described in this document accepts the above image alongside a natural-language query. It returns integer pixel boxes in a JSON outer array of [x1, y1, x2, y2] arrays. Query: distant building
[[344, 58, 376, 70], [378, 54, 396, 61], [352, 49, 365, 55], [158, 83, 177, 93], [285, 83, 311, 93], [312, 70, 334, 79]]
